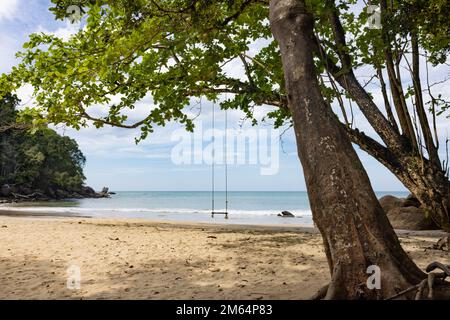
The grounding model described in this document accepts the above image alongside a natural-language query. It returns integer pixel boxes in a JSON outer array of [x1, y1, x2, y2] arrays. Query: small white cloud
[[0, 0, 19, 21], [35, 22, 80, 41]]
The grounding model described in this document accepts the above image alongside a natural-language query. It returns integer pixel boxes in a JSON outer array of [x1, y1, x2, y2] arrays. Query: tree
[[0, 94, 29, 133], [2, 0, 450, 231], [1, 0, 449, 298], [0, 94, 86, 198], [312, 0, 450, 232], [270, 0, 428, 299]]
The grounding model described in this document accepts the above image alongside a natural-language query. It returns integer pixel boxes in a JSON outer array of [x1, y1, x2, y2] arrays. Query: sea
[[0, 191, 409, 226]]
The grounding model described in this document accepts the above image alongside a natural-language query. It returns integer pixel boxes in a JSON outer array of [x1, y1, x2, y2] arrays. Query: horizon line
[[100, 190, 409, 193]]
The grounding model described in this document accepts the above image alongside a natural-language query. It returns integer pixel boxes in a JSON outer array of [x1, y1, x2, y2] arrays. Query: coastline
[[0, 208, 446, 237], [0, 214, 447, 299], [0, 208, 92, 219], [0, 208, 447, 236], [0, 191, 413, 227]]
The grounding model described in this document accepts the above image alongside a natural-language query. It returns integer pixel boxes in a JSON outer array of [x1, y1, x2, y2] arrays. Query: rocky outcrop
[[379, 195, 438, 230], [387, 207, 438, 230], [0, 184, 112, 203], [0, 184, 12, 197], [81, 186, 96, 196], [278, 210, 295, 218], [379, 195, 405, 213], [402, 194, 421, 208], [98, 187, 110, 198]]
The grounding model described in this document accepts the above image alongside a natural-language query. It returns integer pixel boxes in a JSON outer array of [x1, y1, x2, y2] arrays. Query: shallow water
[[1, 191, 408, 226]]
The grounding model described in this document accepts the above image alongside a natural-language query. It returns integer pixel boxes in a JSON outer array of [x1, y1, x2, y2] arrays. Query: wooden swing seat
[[211, 211, 229, 218]]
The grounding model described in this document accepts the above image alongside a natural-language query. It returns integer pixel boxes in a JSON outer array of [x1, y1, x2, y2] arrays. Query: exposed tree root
[[311, 262, 450, 300], [385, 282, 423, 300], [386, 261, 450, 300], [311, 284, 329, 300], [426, 261, 450, 275], [414, 279, 428, 300]]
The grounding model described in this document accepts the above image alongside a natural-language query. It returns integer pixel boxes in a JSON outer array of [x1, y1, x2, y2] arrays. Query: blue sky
[[1, 0, 448, 192]]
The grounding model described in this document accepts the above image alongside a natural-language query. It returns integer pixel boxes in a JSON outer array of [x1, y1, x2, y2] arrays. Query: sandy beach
[[0, 214, 448, 300]]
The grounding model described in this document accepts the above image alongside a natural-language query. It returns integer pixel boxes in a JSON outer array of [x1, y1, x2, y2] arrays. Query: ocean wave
[[0, 206, 312, 217]]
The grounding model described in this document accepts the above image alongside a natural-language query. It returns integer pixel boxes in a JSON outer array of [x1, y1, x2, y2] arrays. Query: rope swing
[[211, 100, 228, 219]]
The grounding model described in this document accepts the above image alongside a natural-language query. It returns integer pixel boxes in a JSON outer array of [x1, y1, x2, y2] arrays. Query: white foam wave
[[0, 206, 312, 217]]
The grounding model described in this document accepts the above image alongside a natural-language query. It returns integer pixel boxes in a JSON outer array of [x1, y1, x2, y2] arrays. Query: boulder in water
[[97, 187, 111, 198], [277, 211, 295, 218]]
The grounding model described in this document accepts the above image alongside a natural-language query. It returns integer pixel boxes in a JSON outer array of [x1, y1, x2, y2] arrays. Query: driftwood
[[4, 186, 110, 201], [11, 192, 46, 200]]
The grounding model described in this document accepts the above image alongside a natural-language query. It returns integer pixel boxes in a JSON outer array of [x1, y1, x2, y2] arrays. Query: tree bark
[[310, 33, 450, 231], [397, 161, 450, 232], [411, 32, 441, 170], [269, 0, 425, 299], [344, 127, 450, 232], [380, 0, 418, 151], [376, 66, 399, 132]]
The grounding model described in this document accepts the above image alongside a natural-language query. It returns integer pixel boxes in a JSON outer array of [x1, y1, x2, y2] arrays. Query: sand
[[0, 215, 448, 300]]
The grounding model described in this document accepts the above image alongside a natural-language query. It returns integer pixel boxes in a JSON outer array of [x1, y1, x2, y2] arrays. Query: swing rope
[[211, 100, 228, 219], [225, 103, 228, 215], [212, 100, 215, 215]]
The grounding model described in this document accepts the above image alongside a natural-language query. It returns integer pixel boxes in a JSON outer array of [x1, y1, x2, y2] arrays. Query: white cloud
[[15, 83, 35, 107], [0, 0, 19, 21], [35, 21, 80, 41]]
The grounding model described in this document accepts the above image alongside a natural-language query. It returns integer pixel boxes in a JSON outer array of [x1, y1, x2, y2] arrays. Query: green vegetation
[[0, 94, 87, 199]]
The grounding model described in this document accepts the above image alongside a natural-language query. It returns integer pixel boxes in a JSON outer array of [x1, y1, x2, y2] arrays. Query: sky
[[0, 0, 448, 192]]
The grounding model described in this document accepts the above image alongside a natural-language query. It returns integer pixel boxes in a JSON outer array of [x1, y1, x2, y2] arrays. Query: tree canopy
[[0, 94, 86, 197], [1, 0, 283, 141], [1, 0, 448, 138]]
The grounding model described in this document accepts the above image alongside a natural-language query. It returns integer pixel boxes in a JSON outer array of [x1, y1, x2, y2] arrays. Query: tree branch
[[311, 34, 406, 153]]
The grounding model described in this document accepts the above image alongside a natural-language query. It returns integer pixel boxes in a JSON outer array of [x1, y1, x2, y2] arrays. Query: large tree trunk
[[308, 1, 450, 232], [396, 159, 450, 232], [347, 128, 450, 232], [269, 0, 426, 299]]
